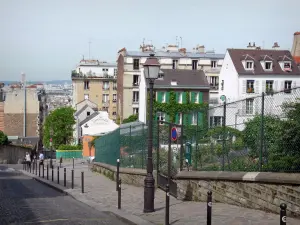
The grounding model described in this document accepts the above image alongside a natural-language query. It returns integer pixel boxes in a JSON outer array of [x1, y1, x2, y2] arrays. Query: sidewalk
[[19, 163, 300, 225]]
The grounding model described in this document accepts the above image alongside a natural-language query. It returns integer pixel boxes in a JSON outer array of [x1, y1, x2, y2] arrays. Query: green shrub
[[0, 131, 8, 145], [57, 144, 82, 150]]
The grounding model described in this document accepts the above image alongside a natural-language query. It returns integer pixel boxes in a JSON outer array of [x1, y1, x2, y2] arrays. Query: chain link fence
[[187, 87, 300, 172]]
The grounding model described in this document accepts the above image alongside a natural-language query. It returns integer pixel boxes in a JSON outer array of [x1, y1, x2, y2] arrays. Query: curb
[[19, 169, 155, 225]]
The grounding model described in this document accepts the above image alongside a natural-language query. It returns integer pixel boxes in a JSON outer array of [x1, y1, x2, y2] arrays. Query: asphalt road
[[0, 166, 132, 225]]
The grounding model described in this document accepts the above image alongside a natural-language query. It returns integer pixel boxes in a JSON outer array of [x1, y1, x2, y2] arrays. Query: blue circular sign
[[171, 127, 177, 141]]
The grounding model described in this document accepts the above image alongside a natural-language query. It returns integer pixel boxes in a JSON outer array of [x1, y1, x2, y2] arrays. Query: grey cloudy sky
[[0, 0, 299, 81]]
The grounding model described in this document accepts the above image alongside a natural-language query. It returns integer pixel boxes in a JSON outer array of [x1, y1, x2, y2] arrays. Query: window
[[102, 68, 108, 71], [84, 80, 89, 90], [157, 112, 165, 124], [195, 93, 199, 103], [246, 98, 254, 114], [133, 91, 139, 103], [162, 92, 166, 103], [246, 80, 254, 93], [283, 62, 292, 72], [113, 94, 117, 102], [211, 60, 217, 68], [178, 92, 183, 103], [191, 112, 197, 125], [133, 59, 139, 70], [284, 81, 292, 93], [113, 82, 117, 90], [192, 60, 198, 70], [209, 116, 223, 127], [265, 61, 272, 70], [246, 61, 254, 69], [102, 94, 109, 103], [179, 113, 182, 124], [172, 60, 178, 69], [87, 111, 90, 116], [114, 69, 117, 76], [209, 98, 219, 105], [84, 94, 89, 100], [209, 76, 219, 89], [102, 107, 108, 111], [133, 108, 139, 115], [112, 112, 117, 116], [103, 81, 109, 90], [133, 75, 139, 86], [266, 80, 274, 92]]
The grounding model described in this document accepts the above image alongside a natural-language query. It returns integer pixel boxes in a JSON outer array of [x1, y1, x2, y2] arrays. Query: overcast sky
[[0, 0, 299, 81]]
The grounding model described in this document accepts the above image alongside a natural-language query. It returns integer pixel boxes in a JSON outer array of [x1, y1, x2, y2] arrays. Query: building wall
[[3, 88, 40, 136], [82, 135, 95, 157], [76, 65, 116, 77], [0, 102, 4, 131], [292, 33, 300, 57], [72, 78, 117, 120], [117, 54, 124, 122]]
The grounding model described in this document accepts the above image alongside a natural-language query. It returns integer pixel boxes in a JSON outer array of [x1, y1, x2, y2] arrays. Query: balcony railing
[[112, 99, 117, 102], [132, 82, 139, 86], [210, 84, 219, 90], [102, 87, 110, 91], [113, 87, 117, 90], [284, 88, 291, 94], [266, 88, 274, 95], [71, 70, 116, 79], [132, 99, 139, 104], [246, 88, 255, 93]]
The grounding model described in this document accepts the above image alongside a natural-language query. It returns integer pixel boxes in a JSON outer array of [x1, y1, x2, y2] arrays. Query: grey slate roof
[[154, 69, 210, 88], [125, 51, 224, 59], [79, 112, 99, 126], [228, 49, 300, 76]]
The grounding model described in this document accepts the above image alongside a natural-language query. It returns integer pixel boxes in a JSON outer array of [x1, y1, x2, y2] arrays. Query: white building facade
[[211, 48, 300, 130]]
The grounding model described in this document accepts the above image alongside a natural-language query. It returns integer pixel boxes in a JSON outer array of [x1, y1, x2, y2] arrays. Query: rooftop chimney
[[194, 45, 205, 53], [272, 42, 280, 50], [247, 42, 256, 49]]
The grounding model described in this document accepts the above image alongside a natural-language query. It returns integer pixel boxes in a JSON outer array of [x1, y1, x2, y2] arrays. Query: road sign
[[171, 127, 177, 141]]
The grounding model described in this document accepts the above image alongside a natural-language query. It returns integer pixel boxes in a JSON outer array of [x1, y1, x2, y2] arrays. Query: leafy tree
[[122, 114, 138, 124], [0, 131, 8, 145], [43, 107, 76, 149]]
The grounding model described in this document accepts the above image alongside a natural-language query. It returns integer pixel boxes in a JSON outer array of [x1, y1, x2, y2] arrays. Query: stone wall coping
[[175, 171, 300, 185], [93, 162, 147, 176]]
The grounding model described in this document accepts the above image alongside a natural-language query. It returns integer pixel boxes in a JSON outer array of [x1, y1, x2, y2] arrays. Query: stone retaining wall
[[0, 145, 30, 164], [176, 171, 300, 218], [91, 162, 148, 187]]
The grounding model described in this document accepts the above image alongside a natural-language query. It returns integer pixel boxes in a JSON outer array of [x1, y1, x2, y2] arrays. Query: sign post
[[171, 127, 177, 142]]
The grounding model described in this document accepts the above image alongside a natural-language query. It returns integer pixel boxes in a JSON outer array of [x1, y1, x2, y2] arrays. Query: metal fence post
[[156, 120, 160, 176], [42, 163, 44, 178], [57, 166, 59, 184], [51, 166, 54, 181], [47, 164, 49, 180], [64, 168, 66, 187], [35, 160, 37, 175], [71, 169, 74, 189], [259, 92, 265, 171], [207, 191, 212, 225], [39, 164, 40, 177], [222, 100, 226, 171], [280, 203, 287, 225], [116, 159, 120, 191], [165, 184, 170, 225], [29, 163, 31, 173], [180, 113, 184, 171], [118, 179, 121, 209], [81, 171, 84, 193]]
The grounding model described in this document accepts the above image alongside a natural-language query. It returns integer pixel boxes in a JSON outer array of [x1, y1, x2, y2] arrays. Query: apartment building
[[212, 44, 300, 130], [292, 31, 300, 66], [3, 85, 47, 137], [117, 44, 224, 123], [72, 59, 118, 121]]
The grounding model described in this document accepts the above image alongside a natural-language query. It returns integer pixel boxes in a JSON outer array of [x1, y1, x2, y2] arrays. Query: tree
[[0, 131, 8, 145], [43, 107, 76, 149]]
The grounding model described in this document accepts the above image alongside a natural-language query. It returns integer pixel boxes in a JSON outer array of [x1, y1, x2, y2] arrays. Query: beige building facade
[[72, 60, 118, 121], [117, 44, 225, 123]]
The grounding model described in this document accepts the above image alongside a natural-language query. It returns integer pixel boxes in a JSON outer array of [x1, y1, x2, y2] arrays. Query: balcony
[[246, 88, 255, 93], [112, 99, 117, 103], [132, 82, 139, 87], [102, 87, 110, 91], [132, 99, 139, 104], [210, 84, 219, 90]]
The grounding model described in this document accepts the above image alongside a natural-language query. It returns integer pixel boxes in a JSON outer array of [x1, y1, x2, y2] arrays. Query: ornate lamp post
[[143, 53, 161, 213]]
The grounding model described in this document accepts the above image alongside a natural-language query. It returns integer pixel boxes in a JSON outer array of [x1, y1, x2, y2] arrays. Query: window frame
[[246, 98, 254, 115]]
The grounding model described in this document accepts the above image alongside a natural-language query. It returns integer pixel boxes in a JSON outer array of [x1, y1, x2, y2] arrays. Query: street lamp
[[143, 53, 160, 213]]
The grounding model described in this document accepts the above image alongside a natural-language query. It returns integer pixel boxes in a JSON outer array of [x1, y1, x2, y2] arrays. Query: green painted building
[[154, 69, 210, 126]]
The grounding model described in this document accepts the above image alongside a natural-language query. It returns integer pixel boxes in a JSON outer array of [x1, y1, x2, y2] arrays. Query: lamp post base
[[143, 172, 155, 213]]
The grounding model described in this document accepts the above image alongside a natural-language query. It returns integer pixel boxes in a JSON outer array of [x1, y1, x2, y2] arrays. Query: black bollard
[[64, 168, 66, 187], [118, 179, 121, 209], [116, 158, 120, 191], [71, 169, 74, 189], [57, 167, 60, 184], [29, 163, 31, 173], [207, 191, 212, 225], [51, 166, 54, 181], [39, 164, 40, 177], [42, 163, 45, 178], [60, 157, 62, 168], [280, 203, 287, 225], [81, 171, 84, 193], [165, 184, 170, 225], [35, 161, 37, 175], [72, 157, 74, 169], [47, 164, 49, 180]]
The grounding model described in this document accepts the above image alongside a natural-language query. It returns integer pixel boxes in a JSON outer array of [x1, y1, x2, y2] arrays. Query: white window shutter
[[293, 81, 297, 88], [262, 80, 266, 93], [281, 81, 284, 91], [255, 98, 260, 114], [274, 81, 278, 92], [242, 80, 246, 94], [255, 80, 260, 94]]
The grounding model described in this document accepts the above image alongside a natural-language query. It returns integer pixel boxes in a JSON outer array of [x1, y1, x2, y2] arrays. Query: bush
[[0, 131, 8, 145], [57, 144, 82, 150]]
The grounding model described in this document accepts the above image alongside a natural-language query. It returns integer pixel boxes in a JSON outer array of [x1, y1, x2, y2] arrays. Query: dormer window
[[245, 61, 254, 70], [284, 62, 292, 72], [265, 61, 272, 70]]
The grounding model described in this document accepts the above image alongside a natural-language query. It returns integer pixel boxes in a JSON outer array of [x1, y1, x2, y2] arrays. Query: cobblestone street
[[17, 161, 300, 225]]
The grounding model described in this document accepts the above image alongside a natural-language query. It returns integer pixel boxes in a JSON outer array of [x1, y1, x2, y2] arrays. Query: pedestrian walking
[[25, 152, 31, 170], [39, 152, 44, 166]]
